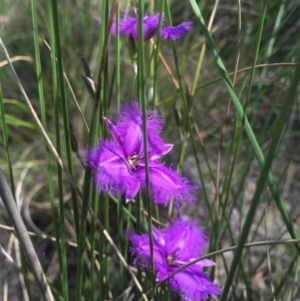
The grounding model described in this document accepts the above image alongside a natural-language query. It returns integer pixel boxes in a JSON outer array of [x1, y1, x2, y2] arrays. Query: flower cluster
[[128, 218, 222, 300], [96, 9, 192, 41], [85, 8, 221, 301], [84, 100, 197, 207]]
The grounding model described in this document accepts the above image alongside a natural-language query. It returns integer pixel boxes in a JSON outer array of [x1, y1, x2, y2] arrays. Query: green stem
[[49, 0, 79, 241]]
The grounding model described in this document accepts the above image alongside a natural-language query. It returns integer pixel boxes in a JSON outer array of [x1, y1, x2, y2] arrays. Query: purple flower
[[128, 218, 222, 301], [96, 9, 192, 41], [161, 22, 193, 40], [83, 100, 197, 206]]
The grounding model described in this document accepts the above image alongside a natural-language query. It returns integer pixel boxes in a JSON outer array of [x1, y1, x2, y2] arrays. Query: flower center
[[167, 255, 177, 267], [127, 154, 142, 170]]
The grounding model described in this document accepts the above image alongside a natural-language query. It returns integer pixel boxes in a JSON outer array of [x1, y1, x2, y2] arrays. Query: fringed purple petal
[[119, 12, 138, 38], [193, 259, 216, 268], [150, 143, 174, 161], [128, 230, 167, 276], [161, 21, 193, 40], [146, 107, 163, 134], [114, 99, 142, 124], [152, 226, 166, 247], [120, 121, 144, 157], [113, 101, 143, 156], [138, 163, 198, 207], [82, 139, 118, 169], [127, 231, 151, 268], [162, 219, 207, 259], [103, 117, 123, 147], [142, 13, 160, 40], [160, 143, 174, 156], [107, 10, 138, 38], [145, 108, 166, 155], [96, 11, 138, 37], [114, 99, 164, 134], [114, 100, 166, 156], [170, 270, 222, 301], [82, 146, 96, 168], [85, 140, 140, 199]]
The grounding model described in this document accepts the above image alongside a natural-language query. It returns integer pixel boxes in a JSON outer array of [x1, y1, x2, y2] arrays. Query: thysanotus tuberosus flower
[[83, 100, 197, 206], [128, 218, 222, 301], [96, 8, 192, 41]]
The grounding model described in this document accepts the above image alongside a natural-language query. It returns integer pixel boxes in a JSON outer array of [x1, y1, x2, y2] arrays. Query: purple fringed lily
[[96, 9, 192, 41], [128, 219, 222, 301], [83, 100, 197, 206]]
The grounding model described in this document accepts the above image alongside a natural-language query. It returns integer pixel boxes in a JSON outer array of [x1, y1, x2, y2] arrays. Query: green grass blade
[[137, 1, 157, 299], [89, 185, 99, 301], [46, 1, 70, 300], [189, 0, 300, 256], [213, 0, 267, 261], [220, 46, 300, 301], [49, 0, 80, 241], [165, 0, 213, 222], [151, 0, 165, 109], [243, 0, 267, 110], [115, 3, 121, 110], [76, 0, 111, 298], [0, 84, 15, 193], [1, 114, 36, 129], [31, 0, 68, 299]]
